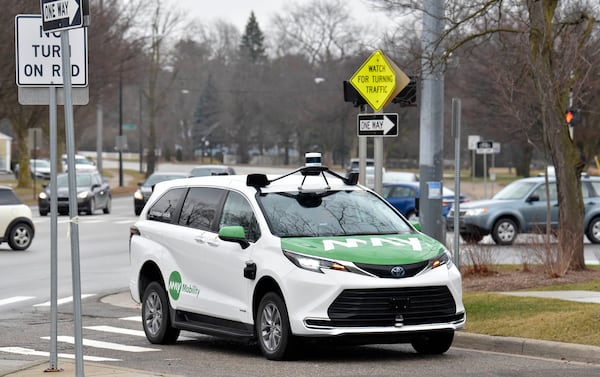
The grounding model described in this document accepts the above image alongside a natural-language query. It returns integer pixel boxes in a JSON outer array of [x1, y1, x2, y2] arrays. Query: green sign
[[122, 123, 136, 130]]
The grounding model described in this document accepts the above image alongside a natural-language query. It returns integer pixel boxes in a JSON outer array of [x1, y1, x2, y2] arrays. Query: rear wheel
[[256, 292, 295, 360], [411, 331, 454, 354], [141, 282, 180, 344], [491, 218, 517, 245], [8, 222, 34, 251]]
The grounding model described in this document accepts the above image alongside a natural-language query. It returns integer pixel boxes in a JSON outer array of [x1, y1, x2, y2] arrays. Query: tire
[[586, 217, 600, 244], [460, 232, 483, 244], [87, 198, 95, 215], [141, 282, 180, 344], [103, 196, 111, 214], [256, 292, 295, 360], [491, 218, 517, 245], [411, 331, 454, 354], [8, 222, 34, 251]]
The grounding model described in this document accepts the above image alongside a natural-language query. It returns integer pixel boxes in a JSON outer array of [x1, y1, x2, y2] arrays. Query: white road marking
[[33, 294, 96, 307], [42, 336, 160, 352], [84, 325, 146, 337], [0, 346, 120, 362], [0, 296, 35, 306], [120, 316, 142, 322]]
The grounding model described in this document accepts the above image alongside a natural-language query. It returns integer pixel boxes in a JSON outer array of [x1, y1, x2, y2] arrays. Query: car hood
[[458, 198, 512, 209], [281, 233, 445, 265]]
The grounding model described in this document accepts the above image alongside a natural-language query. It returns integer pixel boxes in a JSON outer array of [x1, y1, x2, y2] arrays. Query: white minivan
[[129, 157, 465, 360]]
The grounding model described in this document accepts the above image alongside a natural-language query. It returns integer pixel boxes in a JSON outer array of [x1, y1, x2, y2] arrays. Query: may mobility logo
[[168, 271, 200, 301]]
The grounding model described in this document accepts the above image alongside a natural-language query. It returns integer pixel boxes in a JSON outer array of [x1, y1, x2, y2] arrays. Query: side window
[[587, 181, 600, 198], [220, 191, 261, 242], [532, 183, 557, 201], [0, 189, 20, 205], [179, 187, 225, 231], [147, 188, 186, 223]]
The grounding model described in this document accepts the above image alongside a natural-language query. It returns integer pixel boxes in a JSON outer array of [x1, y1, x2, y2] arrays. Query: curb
[[454, 332, 600, 364]]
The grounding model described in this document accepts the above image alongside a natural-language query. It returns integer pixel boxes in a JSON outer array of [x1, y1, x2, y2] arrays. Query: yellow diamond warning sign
[[349, 50, 410, 112]]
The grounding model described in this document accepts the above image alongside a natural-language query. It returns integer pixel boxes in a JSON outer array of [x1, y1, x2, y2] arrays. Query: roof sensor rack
[[246, 153, 359, 190]]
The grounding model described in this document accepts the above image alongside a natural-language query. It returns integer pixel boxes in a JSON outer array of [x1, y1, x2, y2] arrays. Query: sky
[[167, 0, 383, 31]]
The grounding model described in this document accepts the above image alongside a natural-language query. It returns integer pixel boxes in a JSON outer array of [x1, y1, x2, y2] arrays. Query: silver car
[[447, 176, 600, 245]]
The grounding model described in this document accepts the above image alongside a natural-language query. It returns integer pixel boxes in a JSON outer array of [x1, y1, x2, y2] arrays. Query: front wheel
[[586, 217, 600, 244], [7, 222, 34, 251], [491, 218, 517, 245], [411, 331, 454, 354], [141, 282, 180, 344], [256, 292, 295, 360], [103, 196, 111, 214]]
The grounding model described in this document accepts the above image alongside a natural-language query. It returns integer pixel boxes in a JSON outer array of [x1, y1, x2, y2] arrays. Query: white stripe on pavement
[[0, 296, 35, 306], [120, 316, 142, 322], [0, 346, 120, 362], [33, 294, 96, 307], [41, 336, 160, 353], [84, 325, 146, 337]]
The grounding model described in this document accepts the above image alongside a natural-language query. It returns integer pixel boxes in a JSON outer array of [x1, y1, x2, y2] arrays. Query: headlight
[[464, 207, 487, 216], [134, 190, 143, 200], [77, 191, 90, 199], [39, 192, 48, 200], [427, 250, 453, 270], [283, 250, 367, 275]]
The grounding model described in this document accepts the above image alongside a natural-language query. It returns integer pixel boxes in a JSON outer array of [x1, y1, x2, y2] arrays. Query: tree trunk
[[527, 0, 585, 272]]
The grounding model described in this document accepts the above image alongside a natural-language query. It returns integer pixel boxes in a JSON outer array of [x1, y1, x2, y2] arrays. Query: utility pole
[[419, 0, 445, 242]]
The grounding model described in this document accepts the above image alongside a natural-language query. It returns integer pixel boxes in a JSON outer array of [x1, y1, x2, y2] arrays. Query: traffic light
[[565, 108, 581, 126]]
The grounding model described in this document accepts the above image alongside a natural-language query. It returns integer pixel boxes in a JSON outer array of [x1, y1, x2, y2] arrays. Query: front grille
[[354, 261, 429, 278], [320, 286, 460, 327]]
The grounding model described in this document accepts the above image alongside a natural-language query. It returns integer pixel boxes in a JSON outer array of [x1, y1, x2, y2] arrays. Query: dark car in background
[[382, 182, 468, 221], [38, 172, 111, 216], [14, 159, 51, 180], [447, 176, 600, 245], [133, 172, 189, 215], [189, 164, 236, 177]]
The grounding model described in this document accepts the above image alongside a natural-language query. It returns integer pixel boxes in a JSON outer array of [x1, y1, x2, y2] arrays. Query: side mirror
[[218, 226, 250, 249], [527, 195, 540, 203]]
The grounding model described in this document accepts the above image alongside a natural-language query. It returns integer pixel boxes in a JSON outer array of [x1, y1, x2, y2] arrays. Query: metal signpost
[[476, 140, 494, 198], [16, 2, 88, 375]]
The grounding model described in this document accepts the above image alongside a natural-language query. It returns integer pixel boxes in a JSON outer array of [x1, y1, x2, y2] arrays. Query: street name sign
[[40, 0, 83, 32], [16, 15, 88, 87], [357, 113, 398, 137], [350, 50, 410, 112]]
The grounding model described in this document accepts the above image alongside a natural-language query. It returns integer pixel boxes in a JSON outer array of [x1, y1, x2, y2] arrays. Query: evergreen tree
[[239, 12, 266, 64]]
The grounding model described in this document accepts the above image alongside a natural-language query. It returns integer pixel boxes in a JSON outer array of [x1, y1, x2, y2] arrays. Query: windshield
[[56, 174, 92, 187], [258, 190, 412, 237], [493, 180, 538, 200]]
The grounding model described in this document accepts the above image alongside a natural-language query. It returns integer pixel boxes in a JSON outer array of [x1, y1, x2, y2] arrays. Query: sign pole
[[358, 105, 367, 186], [48, 86, 60, 372], [61, 31, 85, 377]]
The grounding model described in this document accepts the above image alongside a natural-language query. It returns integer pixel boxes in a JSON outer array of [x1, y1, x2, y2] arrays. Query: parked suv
[[447, 176, 600, 245], [129, 157, 465, 360], [0, 186, 35, 250]]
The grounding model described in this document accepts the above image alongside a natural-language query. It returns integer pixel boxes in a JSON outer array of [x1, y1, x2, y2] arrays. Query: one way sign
[[40, 0, 83, 32], [357, 113, 398, 137]]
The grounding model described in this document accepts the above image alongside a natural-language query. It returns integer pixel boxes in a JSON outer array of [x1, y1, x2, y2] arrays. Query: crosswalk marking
[[0, 296, 34, 307], [33, 294, 96, 307], [85, 325, 146, 337], [0, 346, 120, 362], [42, 336, 160, 353], [120, 316, 142, 322]]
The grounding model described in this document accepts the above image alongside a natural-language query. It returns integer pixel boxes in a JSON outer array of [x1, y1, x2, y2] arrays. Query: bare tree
[[371, 0, 600, 273]]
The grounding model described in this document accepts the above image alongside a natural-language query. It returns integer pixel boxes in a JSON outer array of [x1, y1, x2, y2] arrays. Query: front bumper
[[281, 264, 465, 337]]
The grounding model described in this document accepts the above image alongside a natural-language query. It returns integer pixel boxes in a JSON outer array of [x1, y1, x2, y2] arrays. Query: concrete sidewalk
[[2, 290, 600, 376]]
